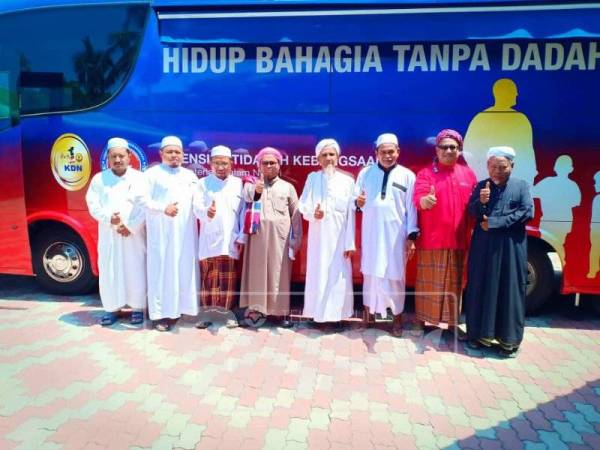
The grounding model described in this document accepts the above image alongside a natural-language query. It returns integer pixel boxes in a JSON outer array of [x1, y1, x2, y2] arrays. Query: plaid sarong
[[199, 255, 239, 310], [415, 249, 464, 326]]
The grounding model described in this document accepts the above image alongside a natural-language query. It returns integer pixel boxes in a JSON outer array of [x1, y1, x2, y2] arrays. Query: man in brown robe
[[239, 147, 302, 327]]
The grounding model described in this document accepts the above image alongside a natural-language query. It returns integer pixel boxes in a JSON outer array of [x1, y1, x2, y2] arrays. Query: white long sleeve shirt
[[193, 173, 245, 260]]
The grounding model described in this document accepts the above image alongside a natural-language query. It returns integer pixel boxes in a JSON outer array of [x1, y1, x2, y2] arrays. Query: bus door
[[0, 62, 33, 275]]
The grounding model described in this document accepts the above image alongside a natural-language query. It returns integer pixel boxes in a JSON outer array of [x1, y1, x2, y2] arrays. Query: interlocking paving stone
[[538, 403, 565, 422], [479, 437, 503, 450], [411, 423, 438, 448], [581, 431, 600, 448], [574, 403, 600, 423], [524, 410, 553, 431], [523, 441, 547, 450], [563, 411, 596, 434], [538, 430, 570, 450], [551, 420, 584, 444], [308, 407, 330, 430], [494, 427, 524, 450], [0, 293, 599, 450], [287, 418, 310, 443]]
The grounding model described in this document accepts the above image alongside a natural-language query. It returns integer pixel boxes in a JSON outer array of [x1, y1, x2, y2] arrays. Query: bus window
[[0, 3, 148, 116]]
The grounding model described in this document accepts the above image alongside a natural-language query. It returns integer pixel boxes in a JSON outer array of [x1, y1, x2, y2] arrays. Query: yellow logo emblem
[[50, 134, 91, 191]]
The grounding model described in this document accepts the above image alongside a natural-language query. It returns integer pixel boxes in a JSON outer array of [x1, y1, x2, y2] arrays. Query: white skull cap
[[315, 138, 340, 157], [160, 135, 183, 149], [211, 145, 232, 158], [107, 137, 129, 150], [487, 146, 515, 161], [375, 133, 398, 148]]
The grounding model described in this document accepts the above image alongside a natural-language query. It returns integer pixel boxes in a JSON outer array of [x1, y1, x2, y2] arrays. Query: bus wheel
[[526, 244, 557, 315], [32, 227, 97, 295]]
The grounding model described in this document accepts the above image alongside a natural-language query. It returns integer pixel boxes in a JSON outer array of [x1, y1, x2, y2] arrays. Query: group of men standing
[[86, 130, 532, 357]]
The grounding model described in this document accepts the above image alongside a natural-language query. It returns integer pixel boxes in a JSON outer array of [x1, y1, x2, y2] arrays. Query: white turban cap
[[315, 138, 340, 157], [160, 135, 183, 149], [487, 146, 516, 161], [375, 133, 398, 148], [107, 137, 129, 150], [211, 145, 232, 158]]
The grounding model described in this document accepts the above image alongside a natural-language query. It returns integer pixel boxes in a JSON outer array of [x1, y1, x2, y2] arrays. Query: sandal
[[101, 311, 118, 327], [391, 327, 403, 338], [225, 319, 239, 328], [154, 320, 170, 332], [195, 321, 212, 329], [131, 311, 144, 325]]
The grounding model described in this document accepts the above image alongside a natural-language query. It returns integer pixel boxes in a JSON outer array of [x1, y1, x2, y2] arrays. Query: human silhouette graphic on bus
[[588, 171, 600, 278], [463, 78, 538, 187], [532, 155, 581, 263]]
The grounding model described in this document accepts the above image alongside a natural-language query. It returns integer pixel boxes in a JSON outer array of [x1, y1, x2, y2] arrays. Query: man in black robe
[[464, 146, 533, 357]]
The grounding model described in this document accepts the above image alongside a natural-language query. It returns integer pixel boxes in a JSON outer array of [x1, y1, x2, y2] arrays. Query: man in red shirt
[[413, 129, 477, 339]]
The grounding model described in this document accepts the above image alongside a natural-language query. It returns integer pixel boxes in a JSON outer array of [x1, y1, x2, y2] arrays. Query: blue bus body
[[1, 0, 599, 310]]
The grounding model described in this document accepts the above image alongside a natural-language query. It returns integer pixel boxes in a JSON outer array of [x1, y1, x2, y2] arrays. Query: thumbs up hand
[[356, 190, 367, 209], [314, 203, 324, 220], [207, 199, 217, 219], [419, 185, 437, 210], [481, 214, 489, 231], [117, 223, 131, 237], [480, 181, 491, 205], [110, 212, 121, 225], [165, 202, 179, 217], [255, 173, 265, 194]]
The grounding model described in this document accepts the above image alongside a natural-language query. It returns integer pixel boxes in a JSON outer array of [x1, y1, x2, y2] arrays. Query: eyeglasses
[[261, 161, 279, 166], [437, 144, 459, 151]]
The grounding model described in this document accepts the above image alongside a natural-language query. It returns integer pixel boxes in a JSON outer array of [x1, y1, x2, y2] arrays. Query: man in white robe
[[86, 137, 147, 326], [193, 145, 245, 329], [299, 139, 355, 324], [355, 133, 419, 336], [140, 136, 199, 331]]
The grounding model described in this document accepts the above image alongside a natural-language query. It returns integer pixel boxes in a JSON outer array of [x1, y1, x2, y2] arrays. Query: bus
[[1, 0, 599, 313]]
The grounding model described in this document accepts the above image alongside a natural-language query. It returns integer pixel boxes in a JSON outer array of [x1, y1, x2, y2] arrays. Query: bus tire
[[526, 244, 556, 315], [32, 227, 97, 295]]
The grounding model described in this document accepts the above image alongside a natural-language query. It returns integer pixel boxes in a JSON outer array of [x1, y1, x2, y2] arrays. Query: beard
[[323, 164, 336, 178]]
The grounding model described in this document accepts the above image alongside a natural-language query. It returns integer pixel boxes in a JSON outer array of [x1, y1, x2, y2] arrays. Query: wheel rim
[[42, 241, 84, 283], [526, 260, 536, 296]]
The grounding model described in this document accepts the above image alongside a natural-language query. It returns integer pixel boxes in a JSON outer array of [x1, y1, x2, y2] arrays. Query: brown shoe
[[391, 315, 403, 337], [362, 309, 375, 328]]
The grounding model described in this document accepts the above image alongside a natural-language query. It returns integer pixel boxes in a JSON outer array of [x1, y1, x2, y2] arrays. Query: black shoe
[[467, 338, 492, 349], [100, 311, 118, 327], [498, 346, 519, 358], [467, 340, 482, 349], [195, 321, 212, 329], [280, 319, 294, 329], [131, 311, 144, 325], [451, 327, 468, 342]]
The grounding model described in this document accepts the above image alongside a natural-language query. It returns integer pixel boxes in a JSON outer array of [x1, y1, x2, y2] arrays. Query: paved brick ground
[[1, 282, 599, 449]]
